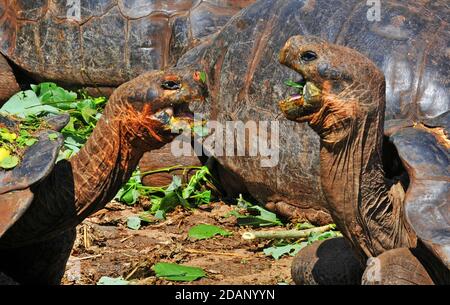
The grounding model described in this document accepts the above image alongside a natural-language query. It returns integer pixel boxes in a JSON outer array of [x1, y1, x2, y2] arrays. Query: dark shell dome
[[178, 0, 449, 225], [0, 0, 255, 86]]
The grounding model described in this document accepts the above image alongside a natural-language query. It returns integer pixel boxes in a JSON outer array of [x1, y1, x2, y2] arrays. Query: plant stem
[[241, 224, 336, 240], [140, 165, 203, 177]]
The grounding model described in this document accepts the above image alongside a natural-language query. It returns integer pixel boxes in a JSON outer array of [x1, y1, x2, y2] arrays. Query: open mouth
[[151, 102, 196, 133], [278, 75, 322, 122]]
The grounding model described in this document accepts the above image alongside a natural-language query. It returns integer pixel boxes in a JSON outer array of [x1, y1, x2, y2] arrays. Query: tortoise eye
[[161, 80, 181, 90], [300, 51, 318, 62]]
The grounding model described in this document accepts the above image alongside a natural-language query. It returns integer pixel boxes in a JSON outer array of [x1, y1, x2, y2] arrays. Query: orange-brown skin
[[0, 68, 206, 246], [279, 36, 416, 261], [279, 35, 450, 284]]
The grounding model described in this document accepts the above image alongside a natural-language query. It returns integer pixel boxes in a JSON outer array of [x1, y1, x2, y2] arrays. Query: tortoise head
[[278, 35, 385, 143], [112, 67, 208, 146]]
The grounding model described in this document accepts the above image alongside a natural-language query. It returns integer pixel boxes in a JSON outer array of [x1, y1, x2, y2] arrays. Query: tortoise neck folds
[[318, 88, 416, 259], [1, 96, 161, 246], [68, 102, 148, 220]]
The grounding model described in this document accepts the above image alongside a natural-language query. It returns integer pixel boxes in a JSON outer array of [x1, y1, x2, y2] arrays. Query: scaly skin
[[279, 36, 416, 261], [0, 68, 206, 247], [276, 35, 446, 284]]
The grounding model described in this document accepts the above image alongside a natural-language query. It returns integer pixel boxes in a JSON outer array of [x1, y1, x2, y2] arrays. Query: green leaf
[[158, 191, 180, 212], [199, 71, 207, 83], [0, 155, 19, 169], [77, 99, 97, 124], [154, 210, 166, 220], [34, 82, 77, 108], [127, 216, 141, 230], [284, 79, 305, 89], [236, 205, 283, 227], [120, 188, 140, 205], [1, 90, 60, 117], [307, 230, 340, 243], [166, 175, 182, 192], [48, 133, 59, 141], [263, 242, 308, 260], [188, 224, 232, 240], [152, 262, 206, 282], [0, 129, 17, 142], [182, 167, 210, 199], [24, 138, 38, 146], [97, 276, 130, 285]]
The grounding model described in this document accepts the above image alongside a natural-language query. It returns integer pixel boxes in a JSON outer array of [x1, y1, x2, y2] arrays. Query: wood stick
[[72, 254, 102, 261], [241, 224, 336, 240]]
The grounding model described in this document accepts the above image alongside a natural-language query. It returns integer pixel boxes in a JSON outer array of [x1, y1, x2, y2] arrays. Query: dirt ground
[[62, 201, 294, 285]]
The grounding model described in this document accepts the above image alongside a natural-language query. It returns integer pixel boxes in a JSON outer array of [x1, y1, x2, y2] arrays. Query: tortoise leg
[[0, 54, 20, 103], [362, 248, 434, 285], [0, 228, 76, 285], [291, 237, 364, 285]]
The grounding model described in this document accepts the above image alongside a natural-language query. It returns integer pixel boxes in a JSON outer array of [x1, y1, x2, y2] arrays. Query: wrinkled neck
[[320, 111, 415, 259], [0, 102, 151, 246], [69, 103, 145, 219]]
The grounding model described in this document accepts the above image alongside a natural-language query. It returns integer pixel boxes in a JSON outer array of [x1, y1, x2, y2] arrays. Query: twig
[[83, 225, 90, 249], [184, 248, 250, 257], [241, 224, 336, 240], [125, 266, 140, 280], [120, 235, 134, 243], [72, 254, 102, 261]]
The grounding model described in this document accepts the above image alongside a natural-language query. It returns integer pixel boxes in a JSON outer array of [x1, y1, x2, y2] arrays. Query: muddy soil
[[62, 201, 294, 285]]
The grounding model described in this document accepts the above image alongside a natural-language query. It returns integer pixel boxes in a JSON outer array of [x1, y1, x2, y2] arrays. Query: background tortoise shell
[[0, 0, 254, 86], [177, 0, 449, 264]]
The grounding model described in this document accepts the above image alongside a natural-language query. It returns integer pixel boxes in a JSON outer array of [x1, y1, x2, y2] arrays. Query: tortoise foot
[[362, 248, 434, 285], [291, 237, 364, 285]]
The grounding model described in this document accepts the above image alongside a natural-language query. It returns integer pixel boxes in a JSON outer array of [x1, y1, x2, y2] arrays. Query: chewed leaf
[[188, 224, 232, 240], [152, 262, 206, 282], [48, 133, 59, 141], [263, 242, 308, 260], [97, 276, 130, 285], [127, 216, 141, 230], [0, 90, 60, 117]]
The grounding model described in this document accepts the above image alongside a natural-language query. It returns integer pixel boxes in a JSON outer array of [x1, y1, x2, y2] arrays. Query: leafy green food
[[1, 90, 59, 118], [127, 216, 142, 230], [284, 79, 306, 94], [115, 166, 217, 219], [0, 154, 19, 169], [199, 71, 207, 83], [262, 224, 342, 260], [227, 194, 283, 227], [188, 224, 232, 240], [0, 121, 43, 170], [0, 82, 108, 166], [263, 242, 308, 260], [152, 262, 206, 282], [97, 276, 130, 285], [48, 133, 58, 141]]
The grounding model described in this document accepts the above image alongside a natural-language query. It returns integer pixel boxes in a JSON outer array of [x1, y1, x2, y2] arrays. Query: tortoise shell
[[178, 0, 449, 250], [0, 114, 67, 237], [0, 0, 255, 86]]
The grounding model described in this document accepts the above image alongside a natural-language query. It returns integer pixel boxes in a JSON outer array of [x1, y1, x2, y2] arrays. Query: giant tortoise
[[173, 0, 449, 226], [0, 67, 207, 284], [0, 0, 255, 100], [278, 35, 449, 285]]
